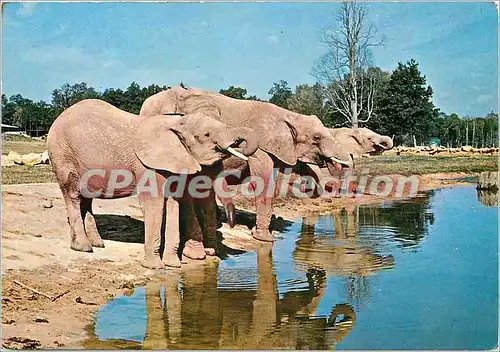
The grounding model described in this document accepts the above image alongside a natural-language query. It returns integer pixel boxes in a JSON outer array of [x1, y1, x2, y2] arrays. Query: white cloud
[[267, 35, 278, 44], [16, 3, 36, 17], [476, 94, 494, 104], [21, 46, 93, 66]]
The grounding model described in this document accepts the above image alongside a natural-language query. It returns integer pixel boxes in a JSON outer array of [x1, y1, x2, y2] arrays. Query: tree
[[219, 86, 248, 100], [121, 81, 144, 114], [375, 59, 439, 145], [51, 82, 101, 110], [1, 94, 15, 125], [288, 83, 327, 121], [101, 88, 127, 110], [313, 2, 384, 128], [268, 80, 293, 108], [219, 85, 263, 101]]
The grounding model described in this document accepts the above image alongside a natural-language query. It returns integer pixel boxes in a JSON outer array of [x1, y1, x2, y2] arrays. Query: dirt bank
[[1, 173, 473, 349]]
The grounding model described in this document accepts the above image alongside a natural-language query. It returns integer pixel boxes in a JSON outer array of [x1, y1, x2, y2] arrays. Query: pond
[[85, 185, 498, 350]]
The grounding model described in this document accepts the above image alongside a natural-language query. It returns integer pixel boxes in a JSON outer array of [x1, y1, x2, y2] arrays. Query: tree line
[[1, 66, 497, 147]]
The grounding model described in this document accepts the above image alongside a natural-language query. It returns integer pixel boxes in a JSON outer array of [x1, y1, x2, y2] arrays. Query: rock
[[477, 171, 499, 190], [477, 189, 498, 207], [33, 318, 49, 323], [2, 336, 41, 349], [122, 288, 135, 296], [1, 150, 50, 166]]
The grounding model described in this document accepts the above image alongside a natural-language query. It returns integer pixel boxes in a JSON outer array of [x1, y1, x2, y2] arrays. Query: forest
[[2, 59, 497, 148]]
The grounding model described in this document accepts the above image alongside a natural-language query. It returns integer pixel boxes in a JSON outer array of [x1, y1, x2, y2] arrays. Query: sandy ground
[[1, 173, 472, 349]]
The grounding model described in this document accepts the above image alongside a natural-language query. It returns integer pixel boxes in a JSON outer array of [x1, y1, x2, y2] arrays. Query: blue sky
[[2, 2, 498, 116]]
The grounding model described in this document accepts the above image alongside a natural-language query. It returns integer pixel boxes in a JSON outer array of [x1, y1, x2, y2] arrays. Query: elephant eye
[[204, 132, 210, 138], [313, 134, 322, 143]]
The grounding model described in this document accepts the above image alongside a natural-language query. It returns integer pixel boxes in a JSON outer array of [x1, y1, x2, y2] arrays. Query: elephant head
[[141, 86, 353, 174], [330, 127, 393, 159], [134, 113, 258, 174], [272, 112, 354, 174]]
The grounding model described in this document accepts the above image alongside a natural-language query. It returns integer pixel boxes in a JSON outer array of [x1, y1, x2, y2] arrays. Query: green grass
[[2, 154, 497, 186], [2, 140, 47, 155], [2, 165, 56, 185], [357, 155, 498, 175]]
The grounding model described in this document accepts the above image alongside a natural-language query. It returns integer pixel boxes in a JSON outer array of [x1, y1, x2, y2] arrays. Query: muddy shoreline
[[1, 172, 473, 349]]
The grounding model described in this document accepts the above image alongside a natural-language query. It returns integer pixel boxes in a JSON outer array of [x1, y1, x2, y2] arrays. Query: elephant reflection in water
[[141, 244, 355, 350], [294, 206, 395, 277]]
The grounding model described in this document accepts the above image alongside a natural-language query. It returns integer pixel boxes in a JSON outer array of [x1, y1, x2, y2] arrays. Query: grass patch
[[1, 154, 497, 186], [2, 165, 56, 185], [358, 155, 498, 175], [2, 140, 47, 155]]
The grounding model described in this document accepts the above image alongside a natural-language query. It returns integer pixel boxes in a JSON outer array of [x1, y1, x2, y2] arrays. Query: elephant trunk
[[219, 126, 259, 157], [321, 136, 354, 175], [375, 135, 394, 151]]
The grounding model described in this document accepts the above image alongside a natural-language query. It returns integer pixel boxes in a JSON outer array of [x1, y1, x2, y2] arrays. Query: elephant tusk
[[330, 156, 353, 168], [226, 147, 248, 161]]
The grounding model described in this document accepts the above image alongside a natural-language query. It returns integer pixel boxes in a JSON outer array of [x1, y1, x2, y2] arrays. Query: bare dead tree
[[313, 2, 384, 128]]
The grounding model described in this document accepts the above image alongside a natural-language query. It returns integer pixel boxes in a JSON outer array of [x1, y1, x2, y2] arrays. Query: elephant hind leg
[[181, 199, 206, 260], [81, 198, 105, 248], [57, 171, 93, 252]]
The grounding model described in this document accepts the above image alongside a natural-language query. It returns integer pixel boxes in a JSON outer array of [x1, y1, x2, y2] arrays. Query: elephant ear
[[254, 117, 298, 166], [351, 130, 370, 150], [133, 115, 201, 174]]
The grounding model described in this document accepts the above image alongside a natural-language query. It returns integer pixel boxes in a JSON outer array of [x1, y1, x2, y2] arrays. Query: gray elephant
[[47, 99, 258, 269], [140, 85, 353, 244], [330, 127, 393, 159], [218, 126, 394, 211]]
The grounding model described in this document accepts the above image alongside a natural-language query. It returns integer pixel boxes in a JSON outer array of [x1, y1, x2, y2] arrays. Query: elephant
[[84, 244, 357, 349], [140, 85, 353, 244], [329, 127, 393, 159], [47, 99, 258, 269], [216, 126, 395, 211], [293, 206, 395, 277]]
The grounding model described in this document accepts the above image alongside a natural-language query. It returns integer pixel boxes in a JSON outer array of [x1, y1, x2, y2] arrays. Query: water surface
[[87, 186, 498, 350]]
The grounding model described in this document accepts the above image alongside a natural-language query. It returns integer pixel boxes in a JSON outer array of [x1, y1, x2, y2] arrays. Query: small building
[[2, 123, 25, 135], [427, 137, 441, 147]]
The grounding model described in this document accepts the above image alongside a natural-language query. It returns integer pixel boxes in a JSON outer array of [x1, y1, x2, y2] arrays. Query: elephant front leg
[[163, 197, 181, 268], [248, 151, 276, 242], [139, 195, 165, 269]]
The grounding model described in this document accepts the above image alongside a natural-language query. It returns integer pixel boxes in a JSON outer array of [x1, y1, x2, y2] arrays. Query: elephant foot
[[70, 236, 93, 252], [204, 247, 216, 256], [87, 233, 105, 248], [251, 227, 275, 242], [182, 239, 206, 260], [162, 254, 181, 268], [141, 256, 165, 269]]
